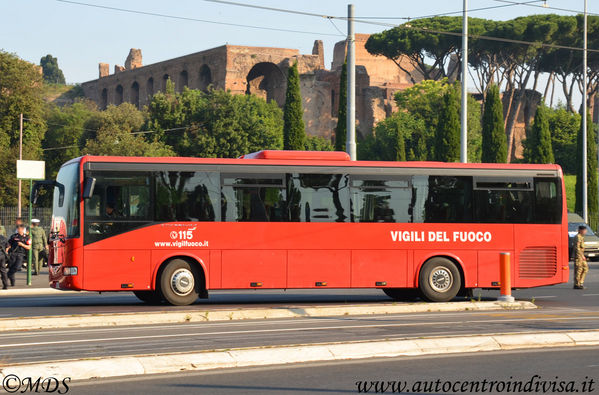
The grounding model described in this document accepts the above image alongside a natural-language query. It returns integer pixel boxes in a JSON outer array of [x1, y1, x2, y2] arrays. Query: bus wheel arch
[[417, 255, 464, 302], [155, 255, 208, 305]]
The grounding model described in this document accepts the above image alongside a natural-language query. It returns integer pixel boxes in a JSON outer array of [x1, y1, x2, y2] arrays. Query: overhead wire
[[55, 0, 344, 37], [199, 0, 599, 53], [353, 0, 544, 20], [492, 0, 599, 17], [55, 0, 599, 52]]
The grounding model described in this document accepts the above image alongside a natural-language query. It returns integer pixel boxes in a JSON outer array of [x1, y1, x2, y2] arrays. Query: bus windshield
[[53, 162, 80, 238]]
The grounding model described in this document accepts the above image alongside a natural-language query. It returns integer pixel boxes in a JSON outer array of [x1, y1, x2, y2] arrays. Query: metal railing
[[0, 207, 52, 236]]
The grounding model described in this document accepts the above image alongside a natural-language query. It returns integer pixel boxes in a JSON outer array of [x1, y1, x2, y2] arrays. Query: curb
[[0, 288, 82, 297], [2, 329, 597, 381], [0, 301, 535, 332]]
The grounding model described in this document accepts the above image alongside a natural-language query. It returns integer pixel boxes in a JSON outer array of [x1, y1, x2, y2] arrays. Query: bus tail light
[[375, 281, 387, 286], [250, 282, 262, 287], [63, 266, 78, 276], [315, 282, 327, 287]]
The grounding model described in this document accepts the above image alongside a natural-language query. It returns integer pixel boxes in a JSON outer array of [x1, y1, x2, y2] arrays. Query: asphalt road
[[70, 347, 599, 394], [3, 304, 599, 364], [0, 262, 597, 318], [0, 263, 596, 366]]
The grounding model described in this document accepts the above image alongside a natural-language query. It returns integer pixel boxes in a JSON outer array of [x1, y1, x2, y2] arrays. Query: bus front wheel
[[418, 258, 461, 302], [159, 259, 201, 306]]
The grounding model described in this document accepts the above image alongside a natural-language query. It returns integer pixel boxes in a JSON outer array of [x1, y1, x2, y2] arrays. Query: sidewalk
[[6, 267, 49, 289]]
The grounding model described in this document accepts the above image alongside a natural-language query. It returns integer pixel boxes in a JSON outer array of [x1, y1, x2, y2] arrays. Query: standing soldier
[[30, 219, 47, 276], [7, 224, 30, 286], [574, 225, 589, 290]]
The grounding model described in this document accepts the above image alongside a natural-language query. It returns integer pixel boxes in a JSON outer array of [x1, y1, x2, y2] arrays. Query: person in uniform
[[13, 217, 26, 235], [7, 224, 30, 287], [30, 219, 47, 276], [0, 233, 9, 289], [574, 225, 589, 290]]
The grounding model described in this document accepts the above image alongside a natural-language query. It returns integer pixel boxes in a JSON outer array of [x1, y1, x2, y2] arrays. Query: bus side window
[[534, 178, 561, 224], [418, 176, 473, 223], [221, 175, 286, 222], [288, 174, 349, 223], [473, 178, 533, 223], [350, 178, 411, 223], [155, 171, 218, 222]]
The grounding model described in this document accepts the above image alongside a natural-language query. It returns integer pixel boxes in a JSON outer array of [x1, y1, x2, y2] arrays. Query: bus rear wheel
[[418, 258, 461, 302], [133, 290, 163, 304], [159, 259, 201, 306]]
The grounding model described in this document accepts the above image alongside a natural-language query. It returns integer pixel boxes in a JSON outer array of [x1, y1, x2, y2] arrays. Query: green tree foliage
[[43, 101, 97, 179], [334, 62, 347, 152], [366, 16, 489, 83], [306, 135, 334, 151], [148, 88, 284, 158], [365, 14, 599, 160], [392, 79, 481, 161], [82, 103, 174, 157], [0, 51, 46, 205], [434, 83, 460, 162], [524, 103, 554, 164], [575, 112, 598, 230], [360, 112, 416, 161], [481, 85, 507, 163], [548, 106, 579, 174], [283, 62, 306, 150], [40, 54, 66, 85]]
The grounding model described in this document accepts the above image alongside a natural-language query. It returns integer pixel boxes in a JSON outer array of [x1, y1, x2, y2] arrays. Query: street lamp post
[[460, 0, 468, 163], [583, 0, 588, 223]]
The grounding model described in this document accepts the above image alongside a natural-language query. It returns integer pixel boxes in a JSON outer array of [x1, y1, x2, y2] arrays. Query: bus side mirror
[[82, 177, 96, 200], [32, 180, 65, 206]]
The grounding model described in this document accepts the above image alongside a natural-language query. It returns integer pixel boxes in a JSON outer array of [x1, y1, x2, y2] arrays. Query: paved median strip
[[0, 300, 535, 332], [1, 329, 597, 382]]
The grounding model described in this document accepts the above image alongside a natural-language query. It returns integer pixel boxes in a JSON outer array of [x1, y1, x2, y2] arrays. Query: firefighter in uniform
[[7, 224, 30, 287], [30, 219, 47, 275], [574, 225, 589, 290]]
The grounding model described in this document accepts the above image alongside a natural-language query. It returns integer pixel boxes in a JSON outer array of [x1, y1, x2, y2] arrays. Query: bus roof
[[72, 151, 562, 173]]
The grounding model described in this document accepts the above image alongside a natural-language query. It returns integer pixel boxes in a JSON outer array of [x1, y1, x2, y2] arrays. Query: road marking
[[583, 294, 599, 296], [6, 310, 599, 340], [3, 315, 599, 349], [531, 296, 556, 299], [3, 310, 519, 337]]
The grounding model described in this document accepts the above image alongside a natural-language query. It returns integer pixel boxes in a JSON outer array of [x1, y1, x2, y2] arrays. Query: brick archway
[[245, 62, 286, 106]]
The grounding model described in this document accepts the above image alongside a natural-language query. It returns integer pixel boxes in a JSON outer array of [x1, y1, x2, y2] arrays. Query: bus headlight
[[63, 266, 78, 276]]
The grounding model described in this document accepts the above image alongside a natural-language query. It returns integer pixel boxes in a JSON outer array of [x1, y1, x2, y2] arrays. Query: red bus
[[45, 150, 568, 305]]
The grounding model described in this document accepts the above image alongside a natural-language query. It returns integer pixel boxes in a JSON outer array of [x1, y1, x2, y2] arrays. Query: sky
[[1, 0, 597, 90]]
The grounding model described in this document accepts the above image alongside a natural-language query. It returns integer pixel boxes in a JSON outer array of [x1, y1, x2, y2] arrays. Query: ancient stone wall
[[81, 36, 419, 140]]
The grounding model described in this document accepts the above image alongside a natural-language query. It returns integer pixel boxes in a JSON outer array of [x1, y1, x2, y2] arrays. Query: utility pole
[[346, 3, 356, 160], [18, 113, 23, 218], [460, 0, 468, 163], [583, 0, 588, 223]]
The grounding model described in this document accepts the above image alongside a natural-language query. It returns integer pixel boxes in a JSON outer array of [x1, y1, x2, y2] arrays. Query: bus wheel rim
[[171, 268, 194, 296], [429, 266, 452, 292]]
